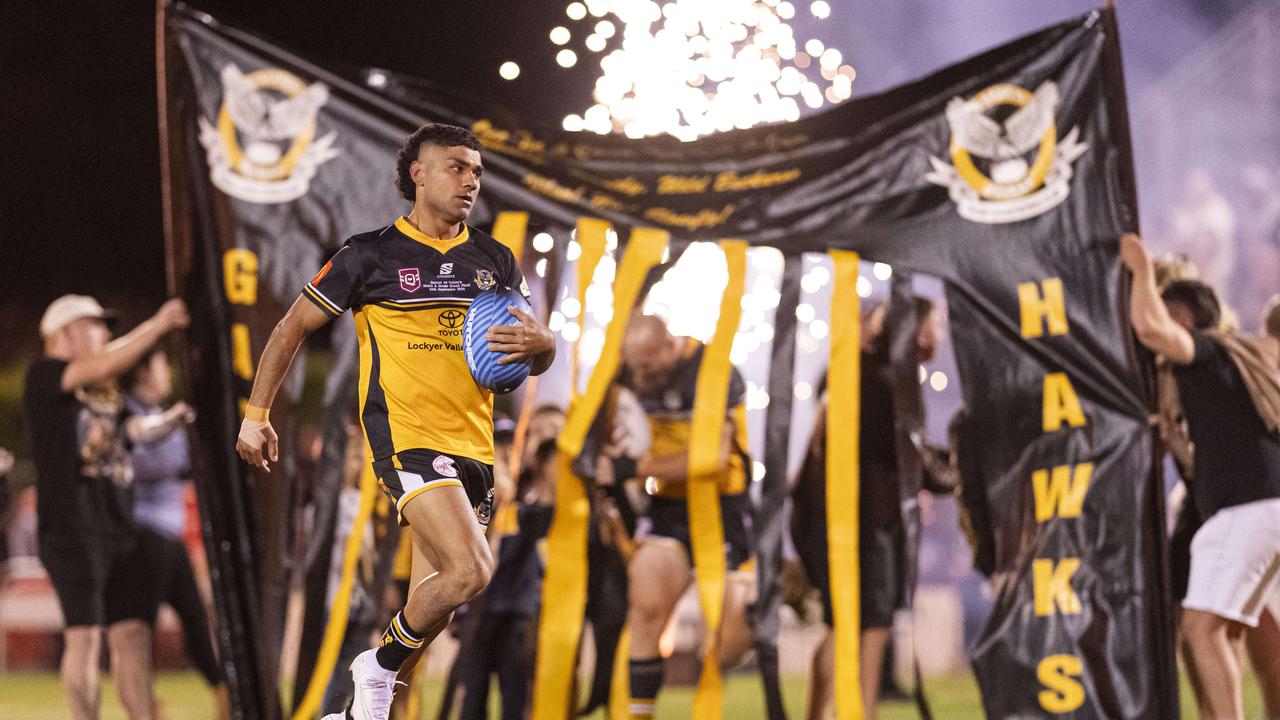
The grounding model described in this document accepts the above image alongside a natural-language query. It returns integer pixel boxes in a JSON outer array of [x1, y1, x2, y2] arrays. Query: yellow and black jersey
[[303, 217, 530, 465], [621, 339, 750, 498]]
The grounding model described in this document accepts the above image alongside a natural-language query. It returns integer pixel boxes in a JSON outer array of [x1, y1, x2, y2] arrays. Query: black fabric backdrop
[[162, 4, 1174, 718]]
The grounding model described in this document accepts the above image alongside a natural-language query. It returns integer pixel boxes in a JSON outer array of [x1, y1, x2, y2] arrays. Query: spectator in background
[[1168, 168, 1236, 293], [1245, 296, 1280, 720], [1122, 234, 1280, 720], [23, 294, 189, 720], [1264, 295, 1280, 358], [0, 447, 13, 580], [521, 404, 566, 472], [122, 347, 227, 718], [1234, 167, 1280, 325], [454, 435, 556, 720]]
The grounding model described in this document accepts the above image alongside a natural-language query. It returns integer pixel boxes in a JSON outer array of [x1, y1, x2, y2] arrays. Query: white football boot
[[343, 648, 402, 720]]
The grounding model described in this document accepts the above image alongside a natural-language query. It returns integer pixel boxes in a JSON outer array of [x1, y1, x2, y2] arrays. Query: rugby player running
[[235, 123, 555, 720]]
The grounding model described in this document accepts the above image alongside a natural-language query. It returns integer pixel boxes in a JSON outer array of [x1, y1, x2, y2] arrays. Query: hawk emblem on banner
[[926, 81, 1087, 224], [198, 64, 340, 204]]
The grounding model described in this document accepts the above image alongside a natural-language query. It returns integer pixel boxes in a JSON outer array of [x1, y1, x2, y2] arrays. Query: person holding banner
[[1122, 233, 1280, 720], [602, 314, 755, 720], [234, 122, 555, 720], [24, 294, 190, 720]]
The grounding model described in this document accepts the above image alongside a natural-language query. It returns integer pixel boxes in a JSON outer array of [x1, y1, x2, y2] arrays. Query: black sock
[[628, 656, 664, 718], [374, 610, 425, 671]]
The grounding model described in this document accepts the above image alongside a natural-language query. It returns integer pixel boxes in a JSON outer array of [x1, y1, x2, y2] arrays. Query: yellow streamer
[[572, 218, 610, 396], [609, 626, 632, 720], [687, 240, 747, 719], [827, 250, 863, 720], [557, 228, 669, 459], [491, 211, 529, 263], [290, 459, 379, 720], [532, 226, 670, 720]]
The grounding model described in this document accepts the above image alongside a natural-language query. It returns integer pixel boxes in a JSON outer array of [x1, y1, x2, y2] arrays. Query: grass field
[[0, 670, 1263, 719]]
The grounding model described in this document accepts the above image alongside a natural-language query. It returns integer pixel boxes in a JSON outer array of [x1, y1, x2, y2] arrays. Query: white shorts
[[1183, 497, 1280, 627]]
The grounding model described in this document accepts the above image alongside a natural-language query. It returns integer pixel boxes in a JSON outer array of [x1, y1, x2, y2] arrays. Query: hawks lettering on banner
[[1019, 276, 1087, 713], [223, 248, 261, 415]]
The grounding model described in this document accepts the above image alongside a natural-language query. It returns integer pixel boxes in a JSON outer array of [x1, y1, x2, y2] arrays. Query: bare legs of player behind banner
[[626, 537, 756, 672]]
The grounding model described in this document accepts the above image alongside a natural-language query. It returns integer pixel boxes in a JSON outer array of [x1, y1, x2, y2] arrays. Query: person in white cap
[[23, 294, 189, 720]]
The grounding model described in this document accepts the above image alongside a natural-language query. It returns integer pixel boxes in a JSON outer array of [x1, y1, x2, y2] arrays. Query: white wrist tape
[[238, 417, 272, 449]]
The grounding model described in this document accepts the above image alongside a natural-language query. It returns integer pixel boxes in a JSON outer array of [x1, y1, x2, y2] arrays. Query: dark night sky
[[0, 1, 594, 358], [0, 0, 1249, 359]]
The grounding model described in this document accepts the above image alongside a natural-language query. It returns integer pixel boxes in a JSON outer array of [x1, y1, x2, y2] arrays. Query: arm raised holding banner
[[1121, 232, 1195, 365]]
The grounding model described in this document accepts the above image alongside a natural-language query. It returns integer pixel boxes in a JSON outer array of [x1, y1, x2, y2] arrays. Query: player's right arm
[[235, 298, 331, 472], [238, 243, 363, 472], [635, 420, 736, 484]]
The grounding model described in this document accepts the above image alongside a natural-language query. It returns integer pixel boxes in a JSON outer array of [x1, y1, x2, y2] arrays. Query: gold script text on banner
[[827, 250, 864, 720], [532, 227, 670, 720]]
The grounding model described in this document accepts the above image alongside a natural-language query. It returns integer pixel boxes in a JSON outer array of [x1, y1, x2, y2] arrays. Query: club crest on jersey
[[474, 269, 496, 290], [925, 81, 1087, 224], [198, 64, 340, 204], [399, 267, 421, 293]]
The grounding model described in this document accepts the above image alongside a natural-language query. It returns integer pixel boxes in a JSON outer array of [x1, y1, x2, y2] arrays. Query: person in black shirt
[[24, 294, 189, 720], [1122, 233, 1280, 720], [605, 315, 756, 720], [453, 436, 555, 720], [791, 298, 939, 720]]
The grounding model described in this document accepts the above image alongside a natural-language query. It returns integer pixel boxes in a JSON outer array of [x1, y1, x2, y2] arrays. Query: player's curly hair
[[395, 123, 481, 201]]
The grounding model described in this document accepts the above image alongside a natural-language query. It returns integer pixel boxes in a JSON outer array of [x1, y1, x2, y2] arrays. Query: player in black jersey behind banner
[[601, 315, 756, 720], [235, 123, 555, 720]]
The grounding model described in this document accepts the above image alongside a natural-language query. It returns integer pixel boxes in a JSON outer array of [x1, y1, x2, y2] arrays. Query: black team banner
[[160, 3, 1174, 718]]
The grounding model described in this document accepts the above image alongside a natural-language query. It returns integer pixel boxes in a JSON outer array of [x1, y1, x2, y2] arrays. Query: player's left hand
[[488, 306, 555, 365]]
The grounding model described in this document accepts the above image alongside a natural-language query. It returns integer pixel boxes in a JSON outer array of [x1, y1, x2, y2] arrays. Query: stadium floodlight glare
[[531, 232, 555, 253], [556, 49, 579, 68], [856, 276, 872, 298], [553, 0, 852, 140]]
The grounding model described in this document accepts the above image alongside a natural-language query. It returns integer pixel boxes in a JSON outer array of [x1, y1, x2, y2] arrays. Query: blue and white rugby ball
[[463, 286, 535, 394]]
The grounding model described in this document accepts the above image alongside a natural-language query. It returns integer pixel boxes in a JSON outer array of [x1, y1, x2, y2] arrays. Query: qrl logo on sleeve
[[399, 267, 421, 293]]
